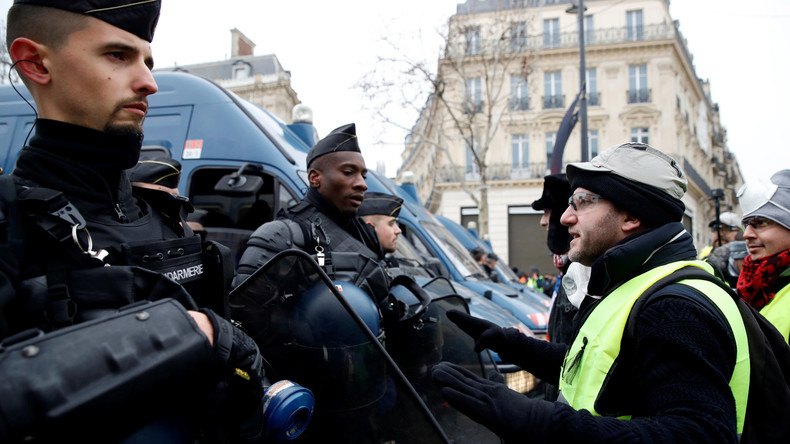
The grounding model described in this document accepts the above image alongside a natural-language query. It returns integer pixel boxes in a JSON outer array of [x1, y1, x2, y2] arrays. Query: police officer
[[1, 1, 265, 441], [432, 143, 749, 443], [358, 191, 403, 255], [234, 123, 390, 304]]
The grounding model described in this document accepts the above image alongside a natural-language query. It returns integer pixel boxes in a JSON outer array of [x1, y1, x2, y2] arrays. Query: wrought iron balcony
[[510, 96, 530, 111], [435, 162, 552, 183], [627, 88, 651, 104], [463, 100, 483, 114], [499, 22, 676, 53], [587, 91, 600, 106], [543, 95, 564, 109]]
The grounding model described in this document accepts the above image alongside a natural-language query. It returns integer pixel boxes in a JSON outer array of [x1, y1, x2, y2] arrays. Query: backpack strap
[[16, 186, 110, 265], [625, 266, 790, 442], [625, 266, 735, 339], [0, 175, 25, 263]]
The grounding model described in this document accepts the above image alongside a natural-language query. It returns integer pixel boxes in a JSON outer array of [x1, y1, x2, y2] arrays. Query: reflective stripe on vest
[[558, 260, 750, 434], [760, 283, 790, 343]]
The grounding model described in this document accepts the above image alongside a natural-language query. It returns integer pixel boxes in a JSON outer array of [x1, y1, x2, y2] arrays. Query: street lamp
[[566, 0, 589, 161]]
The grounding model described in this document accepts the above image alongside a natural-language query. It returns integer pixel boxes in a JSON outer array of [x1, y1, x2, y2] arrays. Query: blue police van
[[435, 213, 554, 309]]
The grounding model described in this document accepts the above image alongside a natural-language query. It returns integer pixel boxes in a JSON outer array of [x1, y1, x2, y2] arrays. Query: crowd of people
[[1, 1, 789, 443]]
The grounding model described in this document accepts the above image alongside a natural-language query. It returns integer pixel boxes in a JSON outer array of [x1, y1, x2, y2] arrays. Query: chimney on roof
[[231, 28, 255, 57]]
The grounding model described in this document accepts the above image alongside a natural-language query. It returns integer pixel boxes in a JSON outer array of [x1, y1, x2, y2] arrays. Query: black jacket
[[234, 188, 390, 302], [0, 120, 246, 442]]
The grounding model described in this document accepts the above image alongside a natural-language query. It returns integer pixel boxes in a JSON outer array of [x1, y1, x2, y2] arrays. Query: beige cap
[[566, 142, 687, 200]]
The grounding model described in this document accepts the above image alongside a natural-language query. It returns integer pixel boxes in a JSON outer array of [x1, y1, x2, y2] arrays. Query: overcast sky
[[2, 0, 788, 188]]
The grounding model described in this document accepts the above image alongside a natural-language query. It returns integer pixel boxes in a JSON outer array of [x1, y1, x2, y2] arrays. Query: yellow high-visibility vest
[[558, 261, 750, 434]]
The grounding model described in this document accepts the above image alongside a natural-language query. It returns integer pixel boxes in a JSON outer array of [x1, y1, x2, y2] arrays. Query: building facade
[[397, 0, 743, 273], [156, 29, 301, 124]]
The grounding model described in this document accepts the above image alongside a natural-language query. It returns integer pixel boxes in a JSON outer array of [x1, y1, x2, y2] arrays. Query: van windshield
[[420, 221, 486, 280], [231, 93, 310, 163]]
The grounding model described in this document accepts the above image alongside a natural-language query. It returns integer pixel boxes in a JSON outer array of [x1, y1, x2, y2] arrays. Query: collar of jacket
[[27, 119, 143, 170], [12, 119, 145, 221], [303, 188, 383, 257], [304, 187, 358, 227], [587, 222, 697, 297]]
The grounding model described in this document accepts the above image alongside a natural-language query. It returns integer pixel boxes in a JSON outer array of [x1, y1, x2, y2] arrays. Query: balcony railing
[[502, 22, 676, 53], [543, 94, 564, 109], [510, 96, 530, 111], [435, 162, 553, 183], [627, 88, 651, 104], [588, 91, 600, 106], [463, 100, 483, 114]]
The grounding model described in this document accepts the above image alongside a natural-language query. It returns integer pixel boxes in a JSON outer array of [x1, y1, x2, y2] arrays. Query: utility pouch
[[199, 240, 234, 319], [0, 299, 217, 443]]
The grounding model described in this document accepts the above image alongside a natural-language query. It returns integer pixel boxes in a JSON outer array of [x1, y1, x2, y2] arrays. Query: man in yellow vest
[[432, 143, 749, 443], [699, 211, 744, 260], [736, 169, 790, 342]]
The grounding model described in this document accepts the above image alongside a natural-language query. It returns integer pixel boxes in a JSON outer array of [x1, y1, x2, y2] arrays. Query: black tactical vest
[[0, 176, 232, 335], [284, 200, 391, 305]]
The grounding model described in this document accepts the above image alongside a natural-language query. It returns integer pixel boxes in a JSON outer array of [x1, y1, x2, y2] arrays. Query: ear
[[621, 212, 642, 234], [307, 169, 321, 188], [9, 38, 51, 85]]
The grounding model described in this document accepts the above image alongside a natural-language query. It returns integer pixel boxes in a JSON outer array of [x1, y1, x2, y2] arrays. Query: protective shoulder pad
[[246, 219, 305, 251], [233, 219, 306, 288]]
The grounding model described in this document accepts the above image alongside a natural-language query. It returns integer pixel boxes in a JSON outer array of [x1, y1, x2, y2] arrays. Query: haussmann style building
[[396, 0, 743, 274]]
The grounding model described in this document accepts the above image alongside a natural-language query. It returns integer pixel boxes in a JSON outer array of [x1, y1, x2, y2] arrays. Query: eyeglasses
[[568, 192, 603, 213], [710, 224, 741, 232], [742, 217, 775, 231]]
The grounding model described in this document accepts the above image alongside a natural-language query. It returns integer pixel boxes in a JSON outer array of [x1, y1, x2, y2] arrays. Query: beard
[[103, 97, 147, 135], [568, 209, 623, 266]]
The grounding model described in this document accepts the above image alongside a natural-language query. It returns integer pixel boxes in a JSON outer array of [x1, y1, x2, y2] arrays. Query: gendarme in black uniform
[[233, 123, 390, 304], [0, 2, 264, 442], [7, 120, 233, 324]]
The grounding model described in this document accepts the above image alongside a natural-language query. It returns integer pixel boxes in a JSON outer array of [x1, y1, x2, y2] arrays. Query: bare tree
[[357, 6, 534, 240]]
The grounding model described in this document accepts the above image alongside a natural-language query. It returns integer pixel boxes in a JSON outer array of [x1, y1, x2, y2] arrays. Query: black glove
[[446, 309, 567, 386], [431, 361, 553, 443], [202, 309, 265, 441], [446, 309, 519, 353]]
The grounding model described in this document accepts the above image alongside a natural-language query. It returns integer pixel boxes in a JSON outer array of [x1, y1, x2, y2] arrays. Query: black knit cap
[[358, 192, 403, 217], [128, 157, 181, 189], [306, 123, 361, 169], [570, 171, 685, 228], [567, 142, 687, 228], [532, 173, 573, 254], [13, 0, 161, 42]]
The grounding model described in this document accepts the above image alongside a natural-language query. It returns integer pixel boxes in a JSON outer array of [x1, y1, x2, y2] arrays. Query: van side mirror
[[214, 163, 264, 197]]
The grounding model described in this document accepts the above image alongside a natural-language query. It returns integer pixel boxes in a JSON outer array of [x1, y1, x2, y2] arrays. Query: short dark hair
[[7, 5, 91, 51]]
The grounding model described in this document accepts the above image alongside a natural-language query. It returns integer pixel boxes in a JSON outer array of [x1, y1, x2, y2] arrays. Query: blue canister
[[262, 380, 315, 442]]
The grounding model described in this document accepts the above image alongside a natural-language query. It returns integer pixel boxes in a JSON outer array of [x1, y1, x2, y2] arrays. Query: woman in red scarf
[[736, 169, 790, 342]]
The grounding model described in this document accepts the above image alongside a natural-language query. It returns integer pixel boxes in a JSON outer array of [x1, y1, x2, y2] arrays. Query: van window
[[187, 166, 296, 263], [421, 221, 485, 280], [278, 182, 298, 213]]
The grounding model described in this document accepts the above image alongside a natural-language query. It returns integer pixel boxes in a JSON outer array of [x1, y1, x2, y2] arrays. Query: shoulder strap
[[625, 266, 735, 339], [626, 265, 790, 443], [0, 175, 25, 261]]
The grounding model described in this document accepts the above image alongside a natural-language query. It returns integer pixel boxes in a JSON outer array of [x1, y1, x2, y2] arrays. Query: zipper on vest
[[563, 336, 588, 385], [113, 202, 127, 223]]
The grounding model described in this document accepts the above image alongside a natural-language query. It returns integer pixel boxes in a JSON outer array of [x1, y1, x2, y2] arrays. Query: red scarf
[[737, 248, 790, 310]]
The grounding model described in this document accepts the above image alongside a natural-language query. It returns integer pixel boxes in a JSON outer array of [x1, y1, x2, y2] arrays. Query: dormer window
[[232, 62, 251, 80]]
